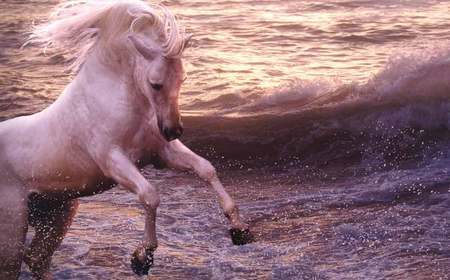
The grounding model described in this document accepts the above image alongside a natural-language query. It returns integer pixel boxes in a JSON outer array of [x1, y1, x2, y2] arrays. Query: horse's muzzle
[[162, 125, 183, 141]]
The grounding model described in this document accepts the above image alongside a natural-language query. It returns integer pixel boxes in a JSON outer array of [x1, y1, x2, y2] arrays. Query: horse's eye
[[150, 83, 163, 91]]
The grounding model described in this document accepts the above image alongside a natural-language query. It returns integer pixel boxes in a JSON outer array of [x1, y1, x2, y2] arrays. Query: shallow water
[[20, 166, 450, 279], [0, 0, 449, 279]]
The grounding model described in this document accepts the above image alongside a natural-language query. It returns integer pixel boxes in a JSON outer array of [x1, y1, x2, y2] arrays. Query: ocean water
[[0, 0, 449, 279]]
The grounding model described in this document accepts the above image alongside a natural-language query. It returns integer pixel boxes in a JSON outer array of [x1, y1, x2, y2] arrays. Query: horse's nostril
[[176, 126, 183, 137], [162, 126, 183, 141], [162, 127, 172, 141]]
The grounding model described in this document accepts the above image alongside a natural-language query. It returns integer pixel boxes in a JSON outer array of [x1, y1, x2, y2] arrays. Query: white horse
[[0, 1, 252, 279]]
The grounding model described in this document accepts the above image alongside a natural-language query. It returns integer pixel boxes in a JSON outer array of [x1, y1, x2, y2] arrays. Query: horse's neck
[[46, 55, 150, 131]]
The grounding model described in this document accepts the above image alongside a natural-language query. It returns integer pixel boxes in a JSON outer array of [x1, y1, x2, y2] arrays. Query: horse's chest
[[121, 127, 150, 161]]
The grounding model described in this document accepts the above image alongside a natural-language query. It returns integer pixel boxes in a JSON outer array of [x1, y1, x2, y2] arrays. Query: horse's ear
[[129, 35, 157, 60], [129, 13, 156, 33]]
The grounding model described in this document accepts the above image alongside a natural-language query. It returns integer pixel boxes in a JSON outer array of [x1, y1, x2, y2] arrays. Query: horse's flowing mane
[[28, 0, 188, 71]]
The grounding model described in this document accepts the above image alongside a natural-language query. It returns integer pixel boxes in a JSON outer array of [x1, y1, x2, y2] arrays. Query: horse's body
[[0, 1, 250, 279], [1, 55, 155, 196]]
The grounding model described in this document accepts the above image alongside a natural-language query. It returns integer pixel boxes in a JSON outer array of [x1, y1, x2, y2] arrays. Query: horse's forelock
[[28, 0, 189, 72], [126, 3, 188, 58]]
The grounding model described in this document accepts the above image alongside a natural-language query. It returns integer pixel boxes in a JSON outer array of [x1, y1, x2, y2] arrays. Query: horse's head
[[28, 0, 190, 142], [128, 33, 187, 141], [100, 2, 191, 141], [124, 6, 190, 142]]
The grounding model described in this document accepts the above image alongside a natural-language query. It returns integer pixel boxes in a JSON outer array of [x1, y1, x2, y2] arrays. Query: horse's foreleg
[[0, 183, 28, 280], [159, 140, 253, 245], [101, 148, 159, 276], [24, 197, 78, 280]]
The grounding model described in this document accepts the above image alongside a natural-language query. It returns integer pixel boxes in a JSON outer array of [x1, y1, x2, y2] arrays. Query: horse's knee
[[138, 185, 160, 210], [197, 159, 217, 182]]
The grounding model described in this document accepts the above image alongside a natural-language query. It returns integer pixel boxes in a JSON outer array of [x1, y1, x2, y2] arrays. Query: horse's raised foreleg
[[24, 196, 78, 280], [100, 148, 159, 276], [158, 140, 253, 245], [0, 183, 28, 280]]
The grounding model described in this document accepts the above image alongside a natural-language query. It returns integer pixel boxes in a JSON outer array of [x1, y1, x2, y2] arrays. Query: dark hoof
[[130, 248, 154, 276], [229, 228, 254, 245]]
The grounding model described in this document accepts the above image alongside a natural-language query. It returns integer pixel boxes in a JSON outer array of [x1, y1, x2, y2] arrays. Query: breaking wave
[[183, 45, 450, 171]]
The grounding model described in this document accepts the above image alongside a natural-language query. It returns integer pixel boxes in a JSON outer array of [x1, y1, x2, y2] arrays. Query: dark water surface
[[0, 0, 449, 279]]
